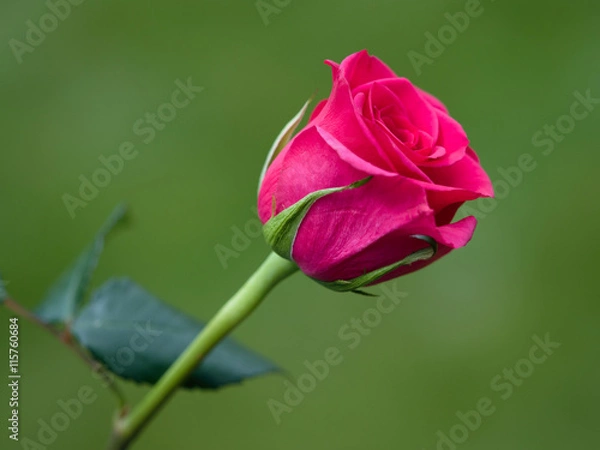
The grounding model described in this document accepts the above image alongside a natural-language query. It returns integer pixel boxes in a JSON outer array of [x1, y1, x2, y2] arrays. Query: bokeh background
[[1, 0, 599, 449]]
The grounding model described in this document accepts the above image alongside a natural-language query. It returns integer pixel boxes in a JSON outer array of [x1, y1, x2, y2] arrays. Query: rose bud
[[258, 50, 493, 292]]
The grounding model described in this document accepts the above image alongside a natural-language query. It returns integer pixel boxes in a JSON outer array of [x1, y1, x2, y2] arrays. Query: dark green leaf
[[71, 278, 279, 389], [34, 204, 127, 325]]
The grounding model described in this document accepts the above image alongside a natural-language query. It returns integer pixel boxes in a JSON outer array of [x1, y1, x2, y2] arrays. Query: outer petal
[[367, 215, 478, 284], [308, 99, 328, 123], [336, 50, 451, 116], [311, 213, 478, 284], [420, 148, 494, 212], [334, 50, 397, 89], [291, 176, 433, 279], [257, 138, 286, 223], [315, 127, 398, 177], [258, 126, 371, 223]]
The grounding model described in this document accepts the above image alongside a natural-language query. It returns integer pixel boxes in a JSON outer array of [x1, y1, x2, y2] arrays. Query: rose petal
[[291, 175, 433, 278], [422, 150, 494, 204], [311, 214, 478, 284], [315, 127, 398, 177], [333, 50, 397, 89], [367, 119, 434, 181], [358, 79, 439, 140], [258, 126, 371, 223], [308, 99, 328, 123], [366, 216, 478, 284], [422, 110, 469, 167], [311, 64, 398, 173], [258, 134, 288, 223]]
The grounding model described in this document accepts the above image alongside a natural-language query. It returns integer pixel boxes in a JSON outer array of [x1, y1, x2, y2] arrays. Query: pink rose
[[258, 50, 493, 287]]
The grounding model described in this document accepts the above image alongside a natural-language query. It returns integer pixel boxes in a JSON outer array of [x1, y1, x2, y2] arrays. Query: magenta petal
[[313, 213, 477, 284], [360, 78, 439, 140], [308, 99, 328, 123], [466, 146, 481, 163], [262, 126, 369, 219], [430, 215, 478, 248], [336, 50, 397, 88], [315, 127, 397, 177], [367, 120, 433, 182], [367, 216, 478, 284], [423, 151, 494, 200], [292, 175, 432, 279], [312, 65, 397, 172], [402, 153, 493, 216], [426, 110, 470, 166], [258, 134, 288, 223]]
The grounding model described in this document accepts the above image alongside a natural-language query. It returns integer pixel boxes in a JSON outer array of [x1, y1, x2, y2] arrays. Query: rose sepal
[[258, 96, 314, 192]]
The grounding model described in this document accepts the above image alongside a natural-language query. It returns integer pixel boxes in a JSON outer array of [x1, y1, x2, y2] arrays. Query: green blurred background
[[1, 0, 599, 449]]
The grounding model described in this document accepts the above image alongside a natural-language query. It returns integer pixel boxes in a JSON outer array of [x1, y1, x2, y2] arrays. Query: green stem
[[108, 252, 297, 449]]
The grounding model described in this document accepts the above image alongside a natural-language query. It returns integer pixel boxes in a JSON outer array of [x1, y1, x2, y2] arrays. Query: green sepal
[[258, 96, 314, 192], [313, 234, 438, 293], [263, 177, 372, 260]]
